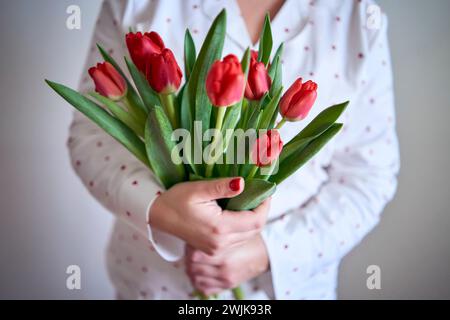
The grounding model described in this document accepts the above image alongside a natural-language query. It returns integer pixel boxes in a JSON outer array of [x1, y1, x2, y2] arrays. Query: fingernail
[[229, 178, 241, 191]]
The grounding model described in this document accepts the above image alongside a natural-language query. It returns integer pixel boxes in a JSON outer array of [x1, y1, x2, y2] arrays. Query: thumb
[[191, 177, 244, 202]]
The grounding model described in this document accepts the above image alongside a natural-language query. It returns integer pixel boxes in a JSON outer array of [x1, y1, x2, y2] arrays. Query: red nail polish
[[229, 178, 241, 191]]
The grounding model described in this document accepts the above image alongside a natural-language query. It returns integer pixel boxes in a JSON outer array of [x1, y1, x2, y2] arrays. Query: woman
[[70, 0, 399, 299]]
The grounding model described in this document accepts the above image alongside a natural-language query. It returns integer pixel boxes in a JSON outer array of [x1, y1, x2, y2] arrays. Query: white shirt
[[70, 0, 399, 299]]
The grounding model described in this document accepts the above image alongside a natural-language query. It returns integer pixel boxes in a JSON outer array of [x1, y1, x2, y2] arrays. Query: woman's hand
[[185, 234, 270, 296], [149, 177, 270, 255]]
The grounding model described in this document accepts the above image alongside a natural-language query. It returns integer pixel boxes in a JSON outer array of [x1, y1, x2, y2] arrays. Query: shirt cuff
[[115, 169, 185, 262], [145, 197, 185, 262]]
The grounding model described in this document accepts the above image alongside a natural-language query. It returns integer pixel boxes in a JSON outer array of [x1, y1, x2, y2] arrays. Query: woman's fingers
[[220, 199, 271, 234], [187, 177, 244, 202]]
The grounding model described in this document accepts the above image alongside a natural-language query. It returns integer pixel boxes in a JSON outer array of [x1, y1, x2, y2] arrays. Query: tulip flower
[[145, 48, 183, 128], [88, 62, 127, 101], [205, 54, 245, 107], [126, 31, 165, 73], [204, 54, 245, 177], [146, 48, 183, 94], [244, 59, 271, 100], [276, 78, 318, 128], [251, 129, 283, 167]]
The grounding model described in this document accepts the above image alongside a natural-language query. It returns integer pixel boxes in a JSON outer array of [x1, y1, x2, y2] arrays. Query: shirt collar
[[201, 0, 309, 52]]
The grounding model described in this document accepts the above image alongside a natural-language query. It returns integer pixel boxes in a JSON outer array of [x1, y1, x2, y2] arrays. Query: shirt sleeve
[[261, 14, 400, 299], [68, 0, 185, 262]]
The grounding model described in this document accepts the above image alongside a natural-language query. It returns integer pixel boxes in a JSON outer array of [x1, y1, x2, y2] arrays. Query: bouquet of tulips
[[46, 10, 348, 299]]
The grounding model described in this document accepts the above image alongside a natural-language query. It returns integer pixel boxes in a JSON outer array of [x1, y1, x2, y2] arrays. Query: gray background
[[0, 0, 449, 299]]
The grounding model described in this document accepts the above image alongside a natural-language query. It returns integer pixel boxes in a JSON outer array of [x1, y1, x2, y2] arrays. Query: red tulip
[[126, 31, 165, 73], [251, 129, 283, 167], [88, 62, 126, 100], [279, 78, 318, 121], [245, 59, 271, 100], [146, 48, 182, 94], [206, 54, 245, 107]]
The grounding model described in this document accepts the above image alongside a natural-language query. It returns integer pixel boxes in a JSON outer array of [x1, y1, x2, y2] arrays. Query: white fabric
[[69, 0, 399, 300]]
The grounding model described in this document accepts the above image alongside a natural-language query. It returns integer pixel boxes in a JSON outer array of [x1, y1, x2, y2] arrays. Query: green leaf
[[125, 56, 160, 111], [258, 86, 283, 130], [89, 92, 144, 137], [96, 44, 147, 117], [268, 56, 282, 98], [226, 179, 276, 210], [257, 14, 273, 66], [145, 105, 186, 188], [187, 9, 227, 153], [271, 42, 284, 67], [184, 29, 197, 80], [46, 80, 149, 166], [291, 101, 349, 143], [270, 123, 343, 184]]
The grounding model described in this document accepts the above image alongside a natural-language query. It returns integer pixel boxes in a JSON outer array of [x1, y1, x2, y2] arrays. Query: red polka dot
[[304, 46, 310, 51], [358, 53, 364, 59], [89, 181, 94, 187], [309, 72, 314, 76], [126, 211, 132, 217], [293, 267, 298, 272], [253, 285, 260, 291], [369, 98, 375, 104], [166, 18, 171, 23], [336, 16, 341, 22], [192, 29, 199, 34], [284, 28, 290, 33], [284, 244, 289, 250], [140, 290, 147, 297], [141, 266, 148, 273], [75, 160, 81, 166], [331, 45, 336, 50], [104, 156, 110, 161], [120, 165, 126, 171], [156, 191, 162, 196], [96, 141, 103, 147], [126, 256, 133, 263], [193, 4, 199, 9], [132, 180, 138, 186], [132, 233, 139, 241], [161, 286, 168, 292]]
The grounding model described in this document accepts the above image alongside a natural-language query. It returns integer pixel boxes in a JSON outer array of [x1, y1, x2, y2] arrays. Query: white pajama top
[[69, 0, 400, 299]]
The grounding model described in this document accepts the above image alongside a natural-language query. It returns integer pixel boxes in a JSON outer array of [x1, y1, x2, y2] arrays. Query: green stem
[[159, 93, 178, 129], [123, 96, 146, 128], [232, 287, 245, 300], [274, 118, 286, 130], [205, 107, 227, 177], [260, 159, 278, 180], [246, 165, 258, 179]]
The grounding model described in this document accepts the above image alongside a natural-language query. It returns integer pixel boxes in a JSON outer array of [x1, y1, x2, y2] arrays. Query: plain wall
[[0, 0, 449, 299]]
